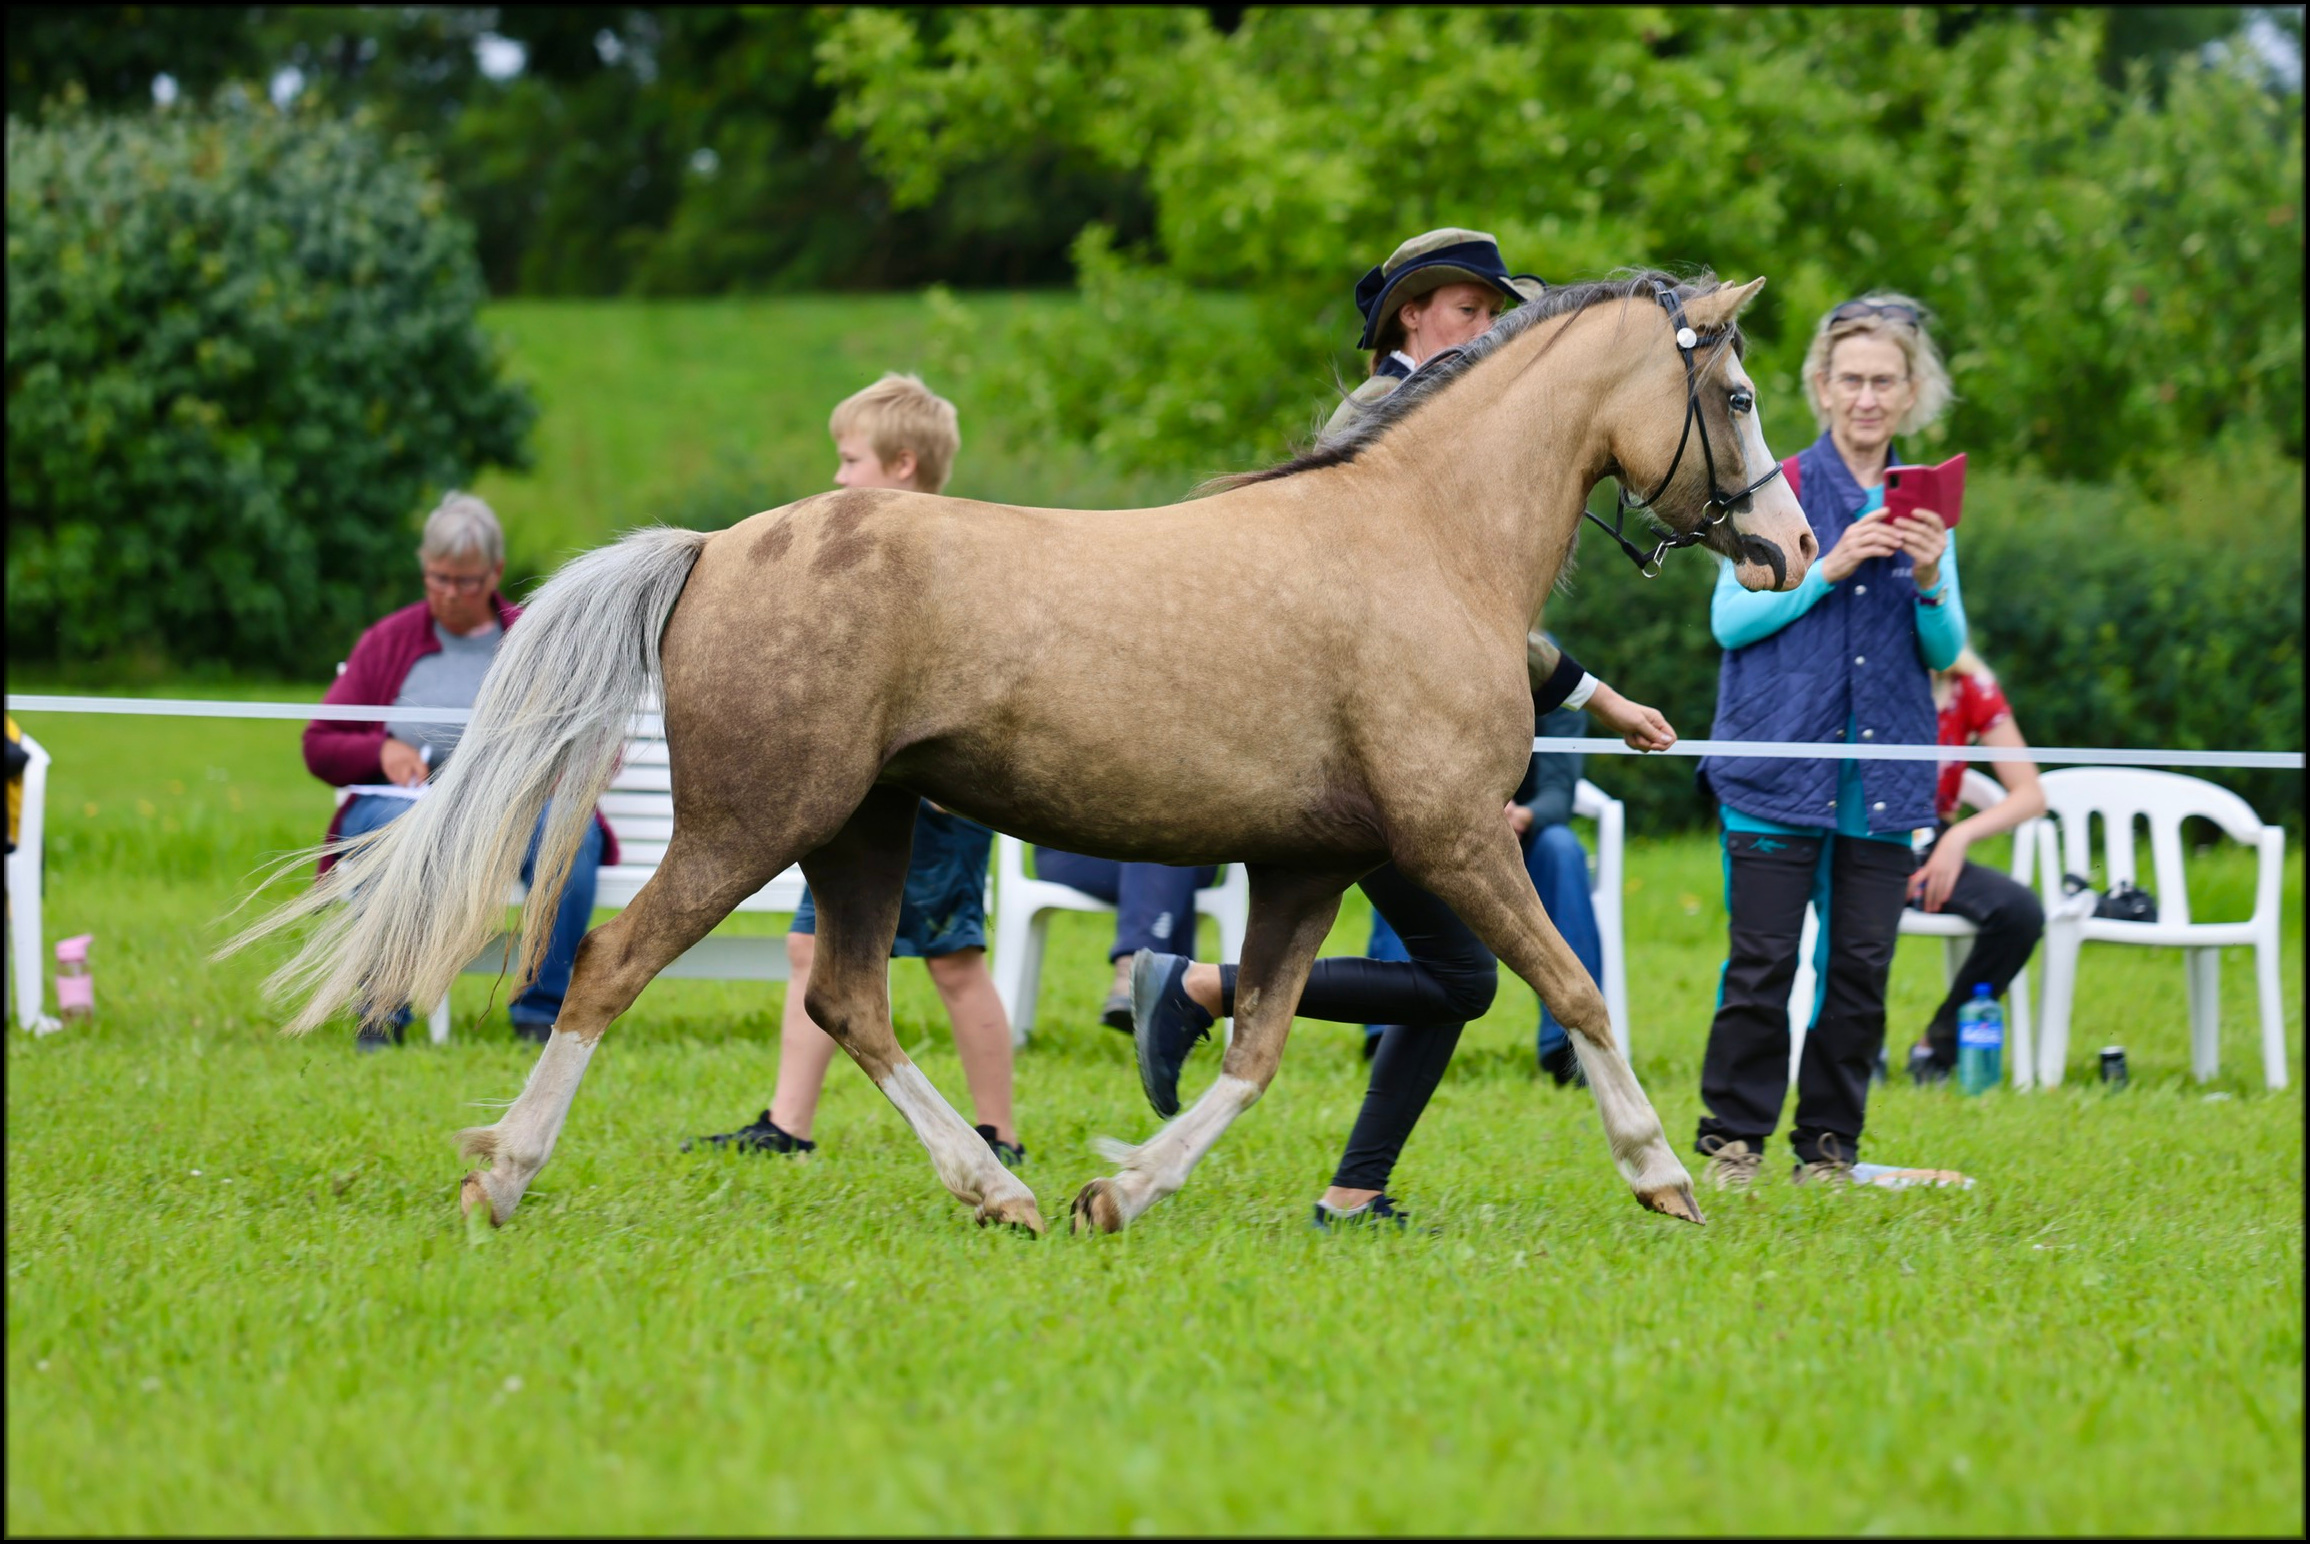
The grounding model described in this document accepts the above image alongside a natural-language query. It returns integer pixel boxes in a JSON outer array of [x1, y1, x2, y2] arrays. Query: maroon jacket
[[307, 595, 619, 870]]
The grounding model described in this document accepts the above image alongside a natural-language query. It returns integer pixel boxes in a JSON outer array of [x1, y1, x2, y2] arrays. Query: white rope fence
[[5, 693, 2303, 769]]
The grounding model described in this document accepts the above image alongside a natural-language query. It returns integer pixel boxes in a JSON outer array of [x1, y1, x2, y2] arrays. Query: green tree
[[825, 6, 2303, 482]]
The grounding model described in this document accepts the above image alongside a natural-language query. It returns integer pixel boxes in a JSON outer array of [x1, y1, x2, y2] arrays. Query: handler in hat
[[1323, 227, 1547, 441]]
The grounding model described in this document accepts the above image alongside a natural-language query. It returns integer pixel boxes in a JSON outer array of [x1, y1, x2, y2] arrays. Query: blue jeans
[[338, 794, 605, 1029], [1033, 849, 1217, 961], [1364, 823, 1603, 1058]]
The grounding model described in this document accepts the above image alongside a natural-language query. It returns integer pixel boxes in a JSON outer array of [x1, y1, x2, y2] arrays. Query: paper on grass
[[1850, 1162, 1974, 1190]]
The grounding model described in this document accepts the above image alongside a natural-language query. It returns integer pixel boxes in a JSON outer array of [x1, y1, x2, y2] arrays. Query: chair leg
[[2186, 948, 2221, 1084], [429, 994, 453, 1045], [2254, 936, 2288, 1091], [990, 904, 1048, 1048], [2008, 964, 2035, 1091], [2036, 920, 2081, 1088]]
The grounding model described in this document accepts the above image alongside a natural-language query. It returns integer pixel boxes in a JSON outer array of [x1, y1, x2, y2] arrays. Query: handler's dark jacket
[[1700, 429, 1939, 833]]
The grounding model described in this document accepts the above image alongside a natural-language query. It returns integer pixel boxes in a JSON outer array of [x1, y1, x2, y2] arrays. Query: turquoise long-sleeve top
[[1714, 484, 1967, 842]]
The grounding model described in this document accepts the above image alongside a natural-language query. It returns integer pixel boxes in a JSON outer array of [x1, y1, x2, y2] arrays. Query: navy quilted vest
[[1701, 430, 1938, 833]]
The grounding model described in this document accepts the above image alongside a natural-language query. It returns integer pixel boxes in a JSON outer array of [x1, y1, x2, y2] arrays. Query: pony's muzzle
[[1738, 534, 1790, 591]]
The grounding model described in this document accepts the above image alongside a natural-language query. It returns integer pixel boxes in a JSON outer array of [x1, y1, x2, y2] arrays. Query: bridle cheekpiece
[[1582, 282, 1785, 577]]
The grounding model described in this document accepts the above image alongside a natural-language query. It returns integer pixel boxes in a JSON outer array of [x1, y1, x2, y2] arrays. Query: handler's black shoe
[[1130, 949, 1214, 1119], [977, 1124, 1027, 1169], [1311, 1194, 1411, 1232], [683, 1110, 815, 1156]]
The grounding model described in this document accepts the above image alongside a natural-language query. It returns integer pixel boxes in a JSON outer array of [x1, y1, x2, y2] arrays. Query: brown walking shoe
[[1792, 1134, 1858, 1187], [1699, 1135, 1763, 1191]]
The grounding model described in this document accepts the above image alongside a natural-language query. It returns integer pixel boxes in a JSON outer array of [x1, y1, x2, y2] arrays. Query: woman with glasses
[[303, 493, 616, 1048], [1691, 293, 1969, 1188]]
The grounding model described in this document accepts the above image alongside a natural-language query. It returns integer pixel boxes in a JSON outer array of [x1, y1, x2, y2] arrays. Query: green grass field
[[6, 708, 2301, 1533]]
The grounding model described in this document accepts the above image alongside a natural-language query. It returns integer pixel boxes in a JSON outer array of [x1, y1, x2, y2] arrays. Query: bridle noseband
[[1582, 282, 1785, 577]]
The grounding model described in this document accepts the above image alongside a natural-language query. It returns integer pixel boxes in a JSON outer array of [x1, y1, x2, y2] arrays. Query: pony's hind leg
[[1072, 864, 1353, 1234], [802, 786, 1044, 1235], [457, 832, 771, 1226], [1399, 820, 1703, 1225]]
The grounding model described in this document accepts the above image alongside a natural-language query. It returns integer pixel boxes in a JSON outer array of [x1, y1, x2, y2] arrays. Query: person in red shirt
[[1904, 648, 2046, 1080]]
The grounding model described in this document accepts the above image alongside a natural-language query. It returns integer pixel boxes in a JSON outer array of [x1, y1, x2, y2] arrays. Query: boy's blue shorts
[[790, 802, 992, 958]]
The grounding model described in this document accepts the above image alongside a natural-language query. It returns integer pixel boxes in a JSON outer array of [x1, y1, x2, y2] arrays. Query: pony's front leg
[[1402, 822, 1703, 1224], [1072, 865, 1350, 1234]]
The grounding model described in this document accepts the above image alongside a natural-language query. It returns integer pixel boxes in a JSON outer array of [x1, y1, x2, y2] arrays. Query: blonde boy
[[690, 375, 1024, 1163]]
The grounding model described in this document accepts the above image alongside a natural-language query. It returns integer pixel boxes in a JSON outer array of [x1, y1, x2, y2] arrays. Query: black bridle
[[1581, 282, 1785, 578]]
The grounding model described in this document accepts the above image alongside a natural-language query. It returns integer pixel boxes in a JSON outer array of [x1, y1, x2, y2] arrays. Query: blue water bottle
[[1957, 982, 2004, 1095]]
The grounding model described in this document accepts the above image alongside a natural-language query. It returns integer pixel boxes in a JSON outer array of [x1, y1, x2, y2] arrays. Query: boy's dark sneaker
[[1539, 1037, 1588, 1088], [1129, 949, 1214, 1118], [1100, 990, 1134, 1034], [977, 1123, 1027, 1169], [683, 1109, 816, 1156], [1311, 1193, 1411, 1231]]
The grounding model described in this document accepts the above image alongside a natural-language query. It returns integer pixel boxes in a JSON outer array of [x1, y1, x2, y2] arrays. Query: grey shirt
[[387, 619, 502, 770]]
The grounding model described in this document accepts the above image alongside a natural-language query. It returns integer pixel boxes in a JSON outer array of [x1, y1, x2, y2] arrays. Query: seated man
[[303, 493, 614, 1049], [1031, 850, 1218, 1030]]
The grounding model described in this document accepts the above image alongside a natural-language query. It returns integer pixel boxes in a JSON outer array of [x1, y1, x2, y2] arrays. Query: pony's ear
[[1684, 276, 1767, 332]]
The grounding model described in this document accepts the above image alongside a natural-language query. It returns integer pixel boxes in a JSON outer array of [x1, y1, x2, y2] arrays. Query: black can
[[2100, 1046, 2129, 1089]]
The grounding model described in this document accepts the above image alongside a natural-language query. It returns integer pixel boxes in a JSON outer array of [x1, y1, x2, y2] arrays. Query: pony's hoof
[[459, 1170, 506, 1231], [1069, 1178, 1127, 1235], [1638, 1181, 1707, 1225], [976, 1193, 1047, 1237]]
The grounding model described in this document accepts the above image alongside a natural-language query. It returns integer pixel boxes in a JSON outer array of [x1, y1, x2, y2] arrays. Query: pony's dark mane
[[1204, 268, 1736, 494]]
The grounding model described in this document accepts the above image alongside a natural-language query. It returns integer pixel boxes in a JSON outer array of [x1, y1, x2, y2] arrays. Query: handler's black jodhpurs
[[1217, 862, 1497, 1191], [1912, 832, 2045, 1067], [1696, 828, 1913, 1167]]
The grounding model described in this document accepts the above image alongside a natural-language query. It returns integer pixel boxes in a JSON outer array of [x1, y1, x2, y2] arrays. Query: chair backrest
[[600, 713, 675, 869], [1956, 767, 2006, 813], [2035, 767, 2268, 927]]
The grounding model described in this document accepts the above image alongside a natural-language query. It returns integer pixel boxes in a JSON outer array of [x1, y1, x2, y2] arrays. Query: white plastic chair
[[8, 731, 63, 1034], [2030, 768, 2288, 1089], [990, 836, 1249, 1045], [1788, 769, 2038, 1088]]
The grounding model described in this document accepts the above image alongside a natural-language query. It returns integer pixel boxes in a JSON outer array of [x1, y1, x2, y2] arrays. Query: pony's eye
[[1728, 390, 1754, 414]]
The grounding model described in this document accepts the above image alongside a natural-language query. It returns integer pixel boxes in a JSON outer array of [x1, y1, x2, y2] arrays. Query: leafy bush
[[6, 99, 534, 674]]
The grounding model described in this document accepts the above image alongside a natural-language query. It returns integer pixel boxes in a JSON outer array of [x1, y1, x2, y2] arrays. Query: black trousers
[[1912, 835, 2045, 1066], [1219, 862, 1497, 1191], [1696, 828, 1914, 1167]]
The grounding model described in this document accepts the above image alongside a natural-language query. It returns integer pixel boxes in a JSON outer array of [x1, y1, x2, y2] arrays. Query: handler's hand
[[1893, 508, 1948, 593], [1817, 512, 1908, 584], [1587, 682, 1677, 752], [1505, 802, 1534, 836], [380, 737, 429, 787], [1907, 830, 1968, 913]]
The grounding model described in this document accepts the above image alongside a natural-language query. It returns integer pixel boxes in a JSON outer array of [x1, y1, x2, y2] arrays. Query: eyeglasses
[[1829, 299, 1922, 327], [1827, 372, 1911, 398], [422, 569, 493, 595]]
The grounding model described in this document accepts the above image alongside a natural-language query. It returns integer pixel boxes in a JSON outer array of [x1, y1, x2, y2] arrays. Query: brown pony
[[229, 271, 1815, 1237]]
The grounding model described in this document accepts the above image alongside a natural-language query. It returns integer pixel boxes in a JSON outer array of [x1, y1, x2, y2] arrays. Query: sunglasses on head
[[1829, 299, 1922, 327]]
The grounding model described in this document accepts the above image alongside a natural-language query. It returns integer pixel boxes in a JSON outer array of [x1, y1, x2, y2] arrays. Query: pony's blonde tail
[[223, 526, 713, 1035]]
